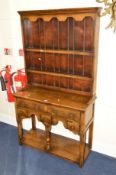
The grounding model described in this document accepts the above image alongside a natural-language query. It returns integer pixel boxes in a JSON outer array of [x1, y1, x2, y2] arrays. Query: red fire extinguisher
[[0, 65, 27, 102], [13, 68, 27, 91], [3, 65, 14, 102]]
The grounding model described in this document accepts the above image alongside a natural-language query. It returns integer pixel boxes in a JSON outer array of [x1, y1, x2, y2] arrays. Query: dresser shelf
[[25, 48, 94, 56], [27, 69, 93, 81]]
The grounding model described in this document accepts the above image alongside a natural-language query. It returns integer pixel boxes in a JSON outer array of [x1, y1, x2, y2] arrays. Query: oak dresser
[[14, 7, 101, 167]]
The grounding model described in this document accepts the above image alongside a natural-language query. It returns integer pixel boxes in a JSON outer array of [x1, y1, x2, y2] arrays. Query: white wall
[[0, 0, 116, 157]]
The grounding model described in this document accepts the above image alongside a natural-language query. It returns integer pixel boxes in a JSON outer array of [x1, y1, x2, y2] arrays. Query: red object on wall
[[19, 49, 24, 56], [4, 48, 12, 55], [4, 48, 9, 55]]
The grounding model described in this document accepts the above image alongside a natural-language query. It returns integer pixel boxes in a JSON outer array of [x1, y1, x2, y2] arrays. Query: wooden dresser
[[14, 7, 100, 167]]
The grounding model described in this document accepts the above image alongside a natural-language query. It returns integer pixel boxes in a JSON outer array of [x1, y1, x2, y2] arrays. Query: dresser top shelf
[[14, 85, 96, 111], [18, 7, 100, 15], [18, 7, 101, 22]]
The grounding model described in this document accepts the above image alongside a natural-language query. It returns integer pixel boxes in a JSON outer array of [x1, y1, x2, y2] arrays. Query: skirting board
[[0, 112, 17, 127], [0, 112, 116, 158]]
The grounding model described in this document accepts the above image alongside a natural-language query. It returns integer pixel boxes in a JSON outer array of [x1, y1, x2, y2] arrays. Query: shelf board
[[22, 129, 90, 164], [27, 69, 92, 81], [25, 48, 94, 56], [29, 83, 91, 96]]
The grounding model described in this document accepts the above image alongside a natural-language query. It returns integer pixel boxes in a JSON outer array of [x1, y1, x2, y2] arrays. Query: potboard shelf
[[23, 129, 90, 164]]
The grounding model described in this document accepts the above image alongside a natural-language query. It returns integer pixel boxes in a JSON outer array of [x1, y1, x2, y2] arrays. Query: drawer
[[16, 99, 37, 110], [16, 99, 80, 123], [46, 106, 80, 123]]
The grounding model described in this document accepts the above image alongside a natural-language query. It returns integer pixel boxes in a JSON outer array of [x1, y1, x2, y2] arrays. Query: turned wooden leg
[[45, 125, 51, 151], [17, 118, 23, 145], [88, 121, 94, 149], [79, 134, 85, 167], [31, 115, 36, 130], [79, 111, 85, 167], [88, 104, 94, 149], [40, 112, 52, 151]]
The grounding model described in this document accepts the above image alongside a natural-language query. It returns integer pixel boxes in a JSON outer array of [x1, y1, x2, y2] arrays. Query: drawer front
[[16, 99, 80, 124], [16, 99, 37, 109], [46, 105, 80, 123]]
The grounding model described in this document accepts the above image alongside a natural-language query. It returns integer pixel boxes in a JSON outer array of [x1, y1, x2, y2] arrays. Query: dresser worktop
[[14, 85, 96, 111]]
